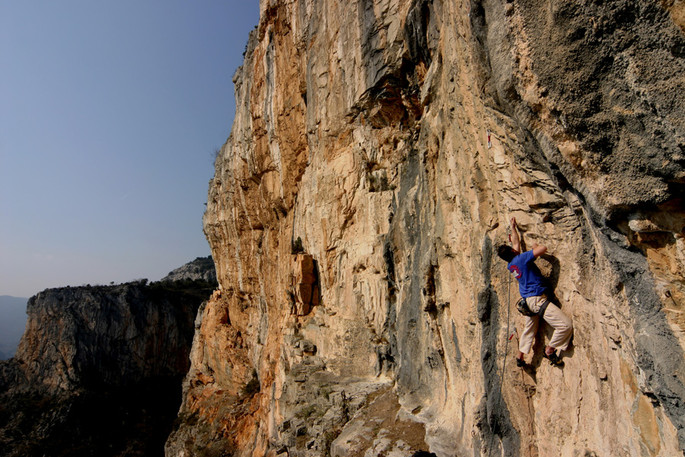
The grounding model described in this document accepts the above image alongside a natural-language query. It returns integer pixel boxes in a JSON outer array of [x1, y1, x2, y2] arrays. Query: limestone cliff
[[168, 1, 685, 456], [0, 263, 216, 456]]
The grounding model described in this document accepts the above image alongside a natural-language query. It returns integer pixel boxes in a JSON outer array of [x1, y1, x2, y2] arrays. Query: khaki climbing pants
[[519, 295, 573, 354]]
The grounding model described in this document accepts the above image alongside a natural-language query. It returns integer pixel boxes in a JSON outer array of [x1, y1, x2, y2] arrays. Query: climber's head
[[496, 244, 517, 262]]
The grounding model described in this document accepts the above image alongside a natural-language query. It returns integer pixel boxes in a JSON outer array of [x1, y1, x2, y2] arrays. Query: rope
[[497, 222, 516, 387], [499, 264, 513, 383], [485, 264, 512, 455], [499, 222, 515, 385]]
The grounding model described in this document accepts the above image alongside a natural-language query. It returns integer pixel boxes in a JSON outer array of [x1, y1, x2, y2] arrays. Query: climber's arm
[[531, 243, 547, 257]]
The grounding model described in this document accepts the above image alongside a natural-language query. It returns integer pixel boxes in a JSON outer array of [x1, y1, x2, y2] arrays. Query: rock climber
[[496, 217, 573, 367]]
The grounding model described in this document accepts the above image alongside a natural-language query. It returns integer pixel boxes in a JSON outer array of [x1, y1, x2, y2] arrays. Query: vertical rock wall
[[168, 1, 685, 456]]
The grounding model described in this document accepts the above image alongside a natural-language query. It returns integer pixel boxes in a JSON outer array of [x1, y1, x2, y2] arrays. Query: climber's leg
[[542, 302, 573, 352], [519, 314, 539, 355]]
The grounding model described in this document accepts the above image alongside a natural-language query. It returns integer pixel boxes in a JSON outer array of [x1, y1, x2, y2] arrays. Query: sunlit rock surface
[[167, 1, 685, 456]]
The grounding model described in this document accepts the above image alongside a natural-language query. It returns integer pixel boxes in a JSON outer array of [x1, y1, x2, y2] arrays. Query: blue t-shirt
[[508, 250, 546, 298]]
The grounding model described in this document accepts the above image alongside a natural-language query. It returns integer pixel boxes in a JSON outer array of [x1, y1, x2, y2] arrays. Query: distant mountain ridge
[[0, 295, 28, 360]]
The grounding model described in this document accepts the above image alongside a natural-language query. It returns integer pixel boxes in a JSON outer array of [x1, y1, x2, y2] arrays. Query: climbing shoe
[[543, 351, 564, 367], [515, 357, 526, 368]]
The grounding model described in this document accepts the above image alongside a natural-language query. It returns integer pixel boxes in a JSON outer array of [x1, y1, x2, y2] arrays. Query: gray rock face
[[162, 256, 218, 284], [491, 0, 685, 218], [170, 1, 685, 456]]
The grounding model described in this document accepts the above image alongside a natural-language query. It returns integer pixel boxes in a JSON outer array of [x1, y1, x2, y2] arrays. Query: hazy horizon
[[1, 1, 260, 297], [0, 295, 29, 360]]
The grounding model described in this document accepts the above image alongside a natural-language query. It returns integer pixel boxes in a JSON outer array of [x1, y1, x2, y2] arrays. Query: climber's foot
[[543, 351, 564, 367]]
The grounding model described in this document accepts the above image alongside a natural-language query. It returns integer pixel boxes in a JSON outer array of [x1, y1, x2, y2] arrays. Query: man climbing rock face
[[496, 217, 573, 367]]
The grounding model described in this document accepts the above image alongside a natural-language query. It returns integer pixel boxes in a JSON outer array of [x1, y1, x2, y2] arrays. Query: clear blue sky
[[0, 1, 260, 297]]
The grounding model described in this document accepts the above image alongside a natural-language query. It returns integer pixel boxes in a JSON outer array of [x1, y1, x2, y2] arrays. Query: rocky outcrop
[[0, 260, 216, 457], [169, 1, 685, 456], [162, 256, 218, 283], [290, 253, 320, 316]]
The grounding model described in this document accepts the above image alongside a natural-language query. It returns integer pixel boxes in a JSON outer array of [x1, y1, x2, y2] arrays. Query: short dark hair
[[496, 244, 516, 262]]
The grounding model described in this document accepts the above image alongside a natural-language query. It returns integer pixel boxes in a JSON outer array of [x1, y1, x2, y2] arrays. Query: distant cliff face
[[0, 260, 216, 457], [14, 282, 198, 392], [169, 1, 685, 456]]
